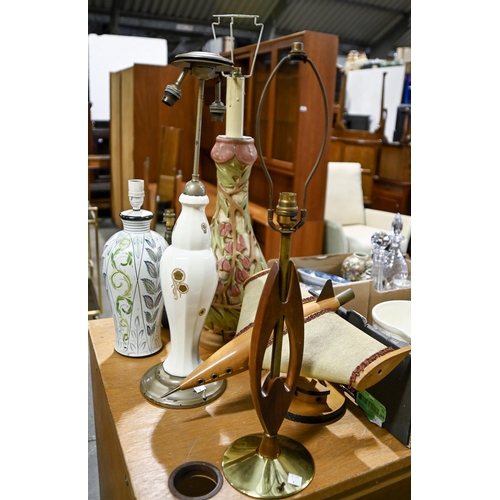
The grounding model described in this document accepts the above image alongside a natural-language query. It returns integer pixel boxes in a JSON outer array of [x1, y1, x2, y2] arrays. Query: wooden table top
[[88, 317, 410, 499]]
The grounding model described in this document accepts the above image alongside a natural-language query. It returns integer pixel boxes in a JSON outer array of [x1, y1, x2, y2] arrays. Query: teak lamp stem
[[222, 42, 329, 499]]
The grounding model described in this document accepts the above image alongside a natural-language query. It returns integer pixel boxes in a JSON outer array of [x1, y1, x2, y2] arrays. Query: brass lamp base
[[140, 362, 226, 409], [222, 433, 314, 498]]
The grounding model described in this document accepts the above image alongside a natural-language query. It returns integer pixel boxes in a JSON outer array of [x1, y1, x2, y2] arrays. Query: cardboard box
[[282, 253, 411, 324]]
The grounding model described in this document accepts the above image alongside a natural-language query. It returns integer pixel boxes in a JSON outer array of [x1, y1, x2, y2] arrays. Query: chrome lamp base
[[140, 362, 226, 409]]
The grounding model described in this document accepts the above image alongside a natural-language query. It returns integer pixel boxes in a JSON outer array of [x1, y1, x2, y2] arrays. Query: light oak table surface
[[89, 317, 410, 500]]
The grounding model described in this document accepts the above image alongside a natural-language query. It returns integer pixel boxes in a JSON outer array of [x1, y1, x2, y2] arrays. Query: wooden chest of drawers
[[371, 176, 411, 215]]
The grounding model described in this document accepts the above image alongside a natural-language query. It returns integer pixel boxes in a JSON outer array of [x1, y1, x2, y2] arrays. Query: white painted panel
[[344, 65, 406, 142], [88, 34, 168, 122]]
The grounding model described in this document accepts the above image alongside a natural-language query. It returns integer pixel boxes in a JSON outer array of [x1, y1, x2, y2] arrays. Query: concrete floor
[[88, 214, 116, 500], [88, 213, 164, 499], [88, 355, 100, 500]]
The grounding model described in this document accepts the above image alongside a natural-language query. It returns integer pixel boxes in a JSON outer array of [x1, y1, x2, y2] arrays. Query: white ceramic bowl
[[371, 300, 411, 343]]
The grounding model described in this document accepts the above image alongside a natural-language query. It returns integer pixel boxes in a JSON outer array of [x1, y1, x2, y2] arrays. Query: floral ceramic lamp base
[[102, 179, 168, 358], [202, 135, 268, 353]]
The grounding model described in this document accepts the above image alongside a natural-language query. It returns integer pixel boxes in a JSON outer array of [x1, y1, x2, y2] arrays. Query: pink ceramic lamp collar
[[210, 136, 257, 164]]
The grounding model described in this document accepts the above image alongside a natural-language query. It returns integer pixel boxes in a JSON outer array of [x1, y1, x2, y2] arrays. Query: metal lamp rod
[[192, 78, 205, 181], [255, 43, 329, 229]]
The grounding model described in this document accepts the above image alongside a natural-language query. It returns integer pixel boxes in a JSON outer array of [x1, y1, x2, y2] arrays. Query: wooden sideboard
[[89, 318, 411, 499]]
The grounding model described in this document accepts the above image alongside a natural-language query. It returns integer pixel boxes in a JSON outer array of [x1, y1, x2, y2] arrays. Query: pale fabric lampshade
[[237, 270, 395, 387]]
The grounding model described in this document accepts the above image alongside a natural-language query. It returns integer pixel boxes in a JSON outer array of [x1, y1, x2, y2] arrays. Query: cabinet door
[[249, 51, 272, 159], [372, 178, 411, 215], [110, 70, 123, 226], [378, 143, 411, 181], [272, 47, 299, 164], [110, 67, 135, 226]]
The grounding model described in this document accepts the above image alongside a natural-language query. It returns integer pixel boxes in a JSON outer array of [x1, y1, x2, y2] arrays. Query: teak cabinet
[[109, 64, 197, 226], [202, 31, 338, 259]]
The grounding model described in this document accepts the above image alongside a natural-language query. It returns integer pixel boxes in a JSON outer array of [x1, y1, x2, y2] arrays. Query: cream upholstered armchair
[[323, 162, 411, 255]]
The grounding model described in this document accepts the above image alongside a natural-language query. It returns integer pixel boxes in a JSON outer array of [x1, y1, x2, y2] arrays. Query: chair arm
[[323, 219, 349, 254], [364, 208, 397, 229]]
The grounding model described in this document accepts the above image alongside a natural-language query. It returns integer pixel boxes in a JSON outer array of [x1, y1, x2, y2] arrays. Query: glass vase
[[202, 136, 268, 351], [370, 231, 391, 292], [385, 213, 410, 289]]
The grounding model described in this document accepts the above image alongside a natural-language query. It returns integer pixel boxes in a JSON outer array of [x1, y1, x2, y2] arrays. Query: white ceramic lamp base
[[141, 192, 226, 408]]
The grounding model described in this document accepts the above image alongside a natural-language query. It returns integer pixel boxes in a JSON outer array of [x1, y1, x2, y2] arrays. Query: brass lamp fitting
[[210, 75, 226, 122], [163, 208, 176, 245], [275, 192, 299, 231]]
